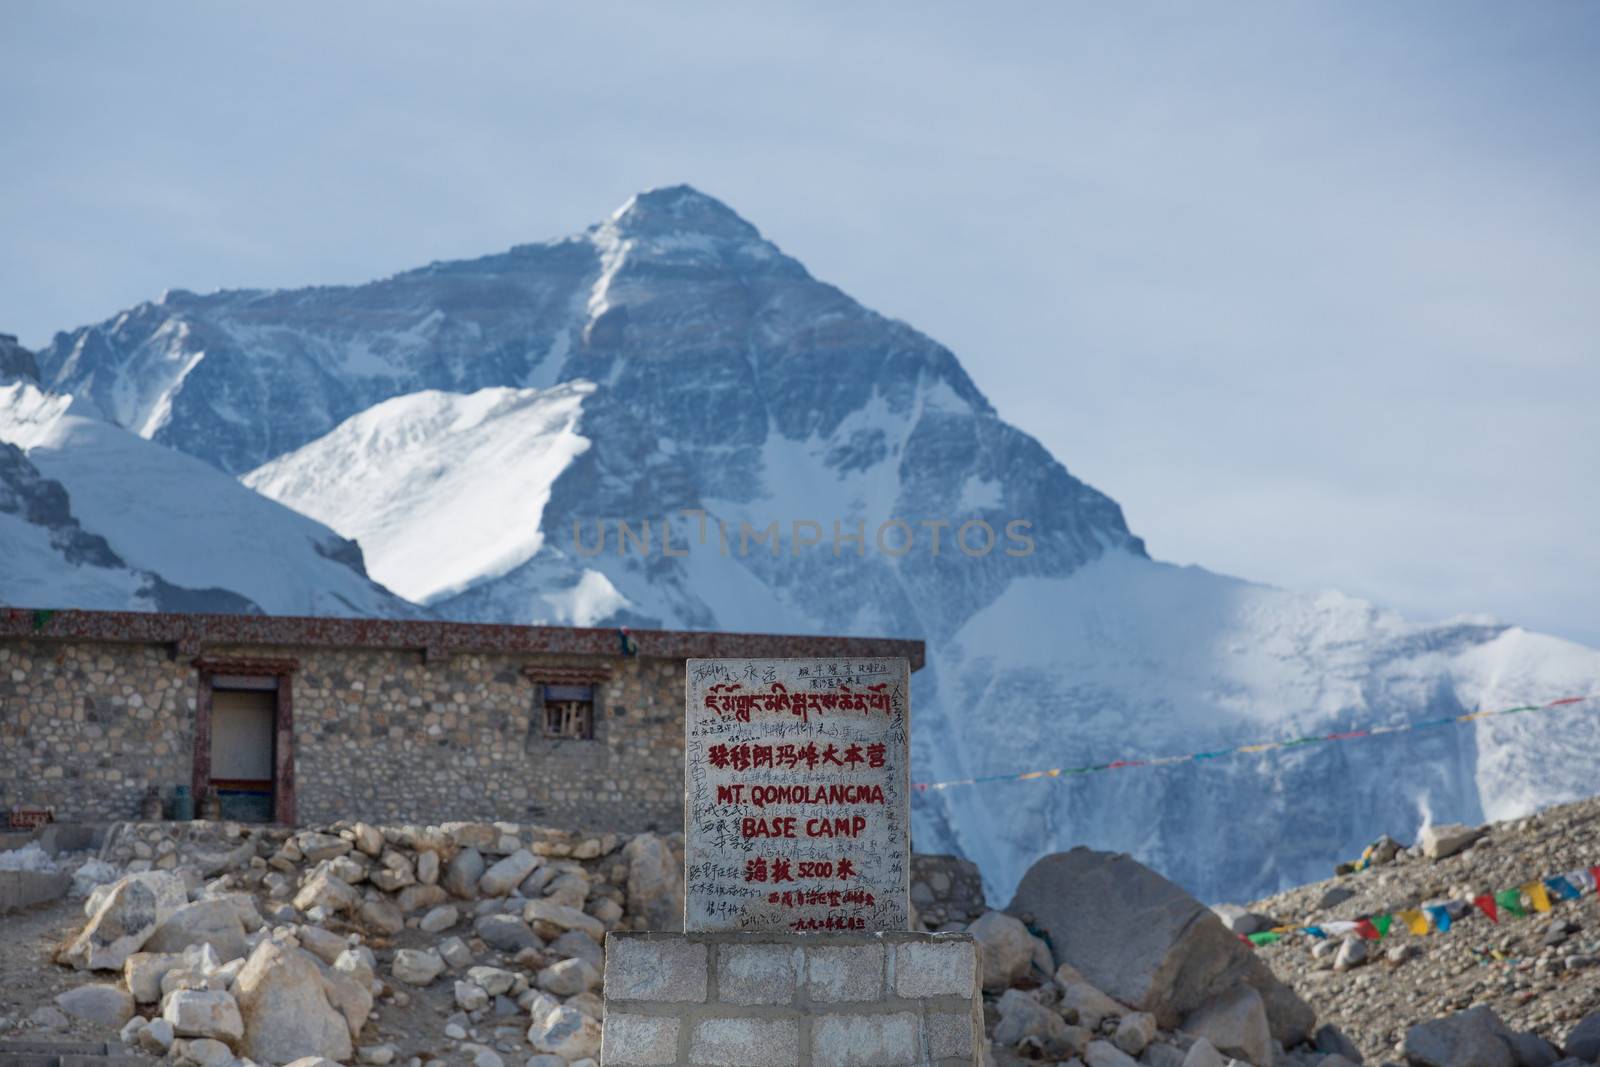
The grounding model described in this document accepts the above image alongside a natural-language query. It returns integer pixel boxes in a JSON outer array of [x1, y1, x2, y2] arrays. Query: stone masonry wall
[[600, 931, 982, 1067], [0, 637, 685, 829]]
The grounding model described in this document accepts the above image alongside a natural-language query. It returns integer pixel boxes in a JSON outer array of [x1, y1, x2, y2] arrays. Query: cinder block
[[804, 943, 883, 1003], [716, 942, 800, 1005], [602, 1012, 680, 1066], [689, 1016, 799, 1067], [811, 1012, 921, 1067], [894, 939, 976, 999], [605, 936, 708, 1003], [923, 1011, 978, 1060]]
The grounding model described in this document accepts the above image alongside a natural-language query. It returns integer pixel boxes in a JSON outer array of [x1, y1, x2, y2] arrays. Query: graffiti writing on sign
[[683, 657, 911, 933]]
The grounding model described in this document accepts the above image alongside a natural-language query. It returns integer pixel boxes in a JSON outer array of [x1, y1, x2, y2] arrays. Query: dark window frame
[[538, 683, 596, 741]]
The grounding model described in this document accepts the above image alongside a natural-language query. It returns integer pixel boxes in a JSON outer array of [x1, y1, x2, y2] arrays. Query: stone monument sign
[[683, 656, 911, 933]]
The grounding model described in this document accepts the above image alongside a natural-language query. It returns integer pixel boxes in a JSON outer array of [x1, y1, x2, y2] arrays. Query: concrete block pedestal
[[601, 931, 982, 1067]]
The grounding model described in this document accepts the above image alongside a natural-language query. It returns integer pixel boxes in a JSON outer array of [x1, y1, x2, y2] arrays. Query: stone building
[[0, 608, 922, 829]]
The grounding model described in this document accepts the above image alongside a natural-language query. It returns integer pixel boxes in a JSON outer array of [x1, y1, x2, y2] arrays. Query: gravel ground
[[1247, 795, 1600, 1061]]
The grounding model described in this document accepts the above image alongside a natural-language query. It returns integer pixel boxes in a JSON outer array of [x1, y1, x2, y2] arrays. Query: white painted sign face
[[684, 657, 911, 933]]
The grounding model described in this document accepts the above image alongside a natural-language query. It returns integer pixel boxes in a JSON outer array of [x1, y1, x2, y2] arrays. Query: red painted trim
[[194, 656, 299, 675], [0, 607, 925, 671], [197, 665, 298, 826], [523, 666, 613, 685], [274, 676, 296, 826], [192, 673, 212, 805]]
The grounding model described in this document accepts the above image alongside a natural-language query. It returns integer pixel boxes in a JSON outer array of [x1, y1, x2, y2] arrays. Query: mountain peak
[[605, 184, 761, 243]]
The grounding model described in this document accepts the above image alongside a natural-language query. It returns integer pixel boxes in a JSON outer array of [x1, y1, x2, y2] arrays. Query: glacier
[[0, 380, 416, 619], [18, 184, 1600, 903]]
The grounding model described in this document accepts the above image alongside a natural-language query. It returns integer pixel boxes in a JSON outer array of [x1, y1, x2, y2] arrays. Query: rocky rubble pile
[[1235, 795, 1600, 1064], [944, 846, 1360, 1067], [26, 818, 685, 1067]]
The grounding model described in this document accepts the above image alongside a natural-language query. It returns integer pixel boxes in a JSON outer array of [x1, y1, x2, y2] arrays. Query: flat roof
[[0, 606, 925, 671]]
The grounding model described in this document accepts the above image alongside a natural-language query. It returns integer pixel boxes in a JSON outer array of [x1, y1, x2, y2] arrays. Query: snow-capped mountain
[[0, 378, 416, 618], [23, 186, 1600, 902]]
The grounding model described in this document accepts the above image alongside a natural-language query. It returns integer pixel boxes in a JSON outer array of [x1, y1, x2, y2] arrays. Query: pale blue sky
[[4, 2, 1597, 644]]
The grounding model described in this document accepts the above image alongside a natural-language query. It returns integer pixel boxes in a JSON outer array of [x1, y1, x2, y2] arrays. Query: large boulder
[[1402, 1006, 1515, 1067], [1007, 848, 1315, 1045], [1180, 985, 1270, 1066], [144, 898, 253, 961], [1567, 1013, 1600, 1061], [621, 833, 683, 931], [968, 911, 1038, 991], [233, 940, 354, 1064], [59, 871, 188, 971]]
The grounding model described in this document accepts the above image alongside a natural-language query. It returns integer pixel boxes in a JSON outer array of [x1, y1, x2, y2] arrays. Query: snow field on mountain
[[245, 383, 595, 604], [0, 381, 409, 617]]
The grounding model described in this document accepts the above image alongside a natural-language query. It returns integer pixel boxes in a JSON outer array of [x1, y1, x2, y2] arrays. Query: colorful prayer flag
[[1356, 918, 1381, 940], [1425, 905, 1452, 932], [1473, 894, 1499, 923], [1545, 877, 1580, 902], [1495, 888, 1526, 917], [1370, 914, 1393, 937], [1524, 882, 1552, 913], [1398, 909, 1429, 935], [1247, 931, 1281, 946]]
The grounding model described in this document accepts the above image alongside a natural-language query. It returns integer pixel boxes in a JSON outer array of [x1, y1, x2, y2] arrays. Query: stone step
[[0, 1042, 152, 1067]]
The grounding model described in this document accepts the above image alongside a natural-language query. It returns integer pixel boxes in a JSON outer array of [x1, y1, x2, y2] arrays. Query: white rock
[[136, 1017, 177, 1053], [536, 958, 600, 996], [393, 948, 446, 986], [455, 981, 490, 1011], [233, 939, 355, 1064], [466, 966, 516, 996], [528, 1005, 601, 1060], [171, 1037, 234, 1067], [58, 871, 188, 971], [56, 983, 136, 1027], [479, 850, 541, 897], [1420, 823, 1484, 861], [969, 911, 1038, 991], [352, 824, 384, 857], [294, 869, 361, 915], [163, 989, 244, 1044]]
